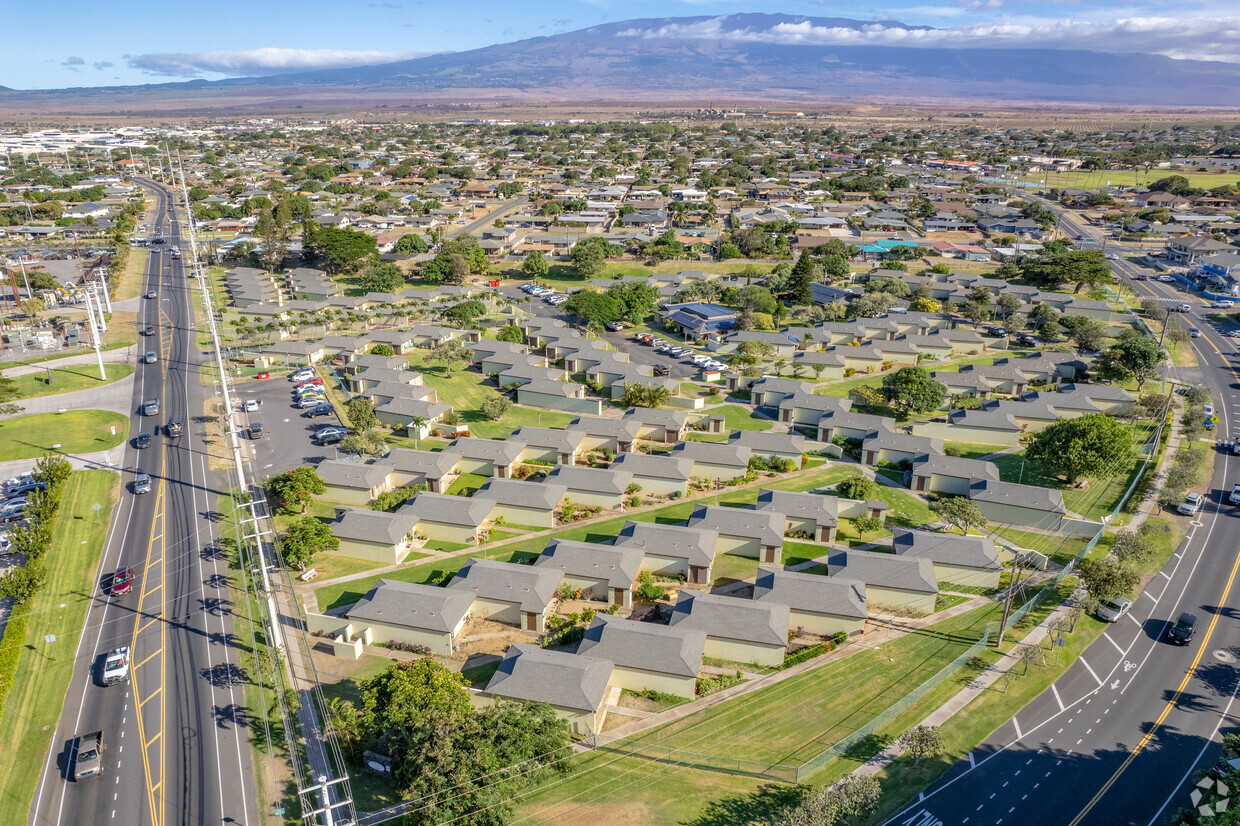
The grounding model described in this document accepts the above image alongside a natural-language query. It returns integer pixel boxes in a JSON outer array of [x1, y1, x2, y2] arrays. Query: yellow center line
[[1068, 278, 1240, 825]]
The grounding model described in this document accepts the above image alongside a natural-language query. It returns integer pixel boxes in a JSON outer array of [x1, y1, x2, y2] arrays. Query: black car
[[248, 423, 265, 440], [303, 403, 335, 419], [134, 433, 152, 449], [1167, 612, 1198, 645], [652, 364, 670, 377]]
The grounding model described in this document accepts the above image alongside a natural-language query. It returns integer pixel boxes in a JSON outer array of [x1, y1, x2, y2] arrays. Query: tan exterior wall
[[971, 499, 1066, 533], [789, 609, 866, 638], [916, 473, 972, 497], [486, 503, 554, 528], [689, 461, 747, 482], [331, 539, 409, 565], [516, 445, 560, 464], [629, 475, 687, 496], [470, 597, 522, 626], [607, 665, 697, 699], [560, 574, 610, 602], [563, 490, 623, 510], [715, 537, 761, 558], [931, 562, 1001, 590], [519, 390, 602, 415], [453, 457, 496, 476], [418, 521, 479, 544], [702, 637, 785, 669], [909, 422, 1019, 446], [322, 485, 376, 507], [639, 554, 689, 578], [867, 586, 936, 615]]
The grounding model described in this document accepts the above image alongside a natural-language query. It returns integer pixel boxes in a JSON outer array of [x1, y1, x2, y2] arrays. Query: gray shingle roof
[[484, 643, 613, 713], [861, 431, 945, 456], [316, 459, 391, 490], [608, 452, 694, 481], [752, 566, 867, 619], [447, 558, 561, 613], [511, 426, 587, 454], [379, 448, 458, 477], [613, 521, 717, 569], [346, 578, 474, 632], [332, 507, 419, 545], [576, 614, 706, 678], [567, 416, 643, 442], [669, 590, 790, 648], [891, 527, 1002, 571], [533, 540, 645, 590], [671, 440, 751, 467], [475, 478, 567, 511], [447, 437, 523, 464], [728, 430, 806, 455], [546, 465, 633, 496], [968, 478, 1066, 514], [827, 549, 938, 594], [399, 491, 494, 528], [910, 453, 1001, 482], [687, 504, 785, 546], [754, 489, 838, 527]]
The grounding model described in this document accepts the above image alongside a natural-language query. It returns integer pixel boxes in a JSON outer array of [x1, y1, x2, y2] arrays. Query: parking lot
[[230, 371, 349, 477]]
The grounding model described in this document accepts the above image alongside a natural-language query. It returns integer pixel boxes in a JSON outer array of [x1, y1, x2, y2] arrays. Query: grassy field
[[405, 354, 577, 439], [1014, 169, 1240, 191], [0, 470, 118, 822], [0, 410, 128, 460], [943, 441, 1006, 461], [100, 309, 137, 350], [708, 403, 773, 432], [114, 246, 148, 301], [512, 603, 999, 823], [7, 363, 134, 400]]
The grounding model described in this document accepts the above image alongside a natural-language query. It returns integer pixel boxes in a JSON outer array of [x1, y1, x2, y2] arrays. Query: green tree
[[280, 516, 339, 571], [961, 300, 990, 328], [521, 250, 549, 279], [303, 224, 377, 273], [1077, 557, 1139, 603], [394, 233, 428, 255], [773, 775, 882, 826], [897, 724, 945, 768], [854, 514, 883, 538], [1026, 413, 1132, 485], [360, 659, 472, 734], [607, 281, 660, 325], [480, 393, 511, 420], [880, 367, 946, 415], [370, 343, 395, 356], [1095, 337, 1163, 391], [496, 325, 524, 343], [563, 291, 620, 326], [996, 293, 1022, 318], [931, 496, 987, 535], [267, 467, 326, 514], [836, 475, 880, 501], [326, 697, 365, 761], [356, 259, 406, 293], [571, 239, 607, 277], [428, 338, 473, 376], [345, 396, 378, 433], [441, 299, 486, 328], [622, 383, 672, 408], [787, 253, 820, 305]]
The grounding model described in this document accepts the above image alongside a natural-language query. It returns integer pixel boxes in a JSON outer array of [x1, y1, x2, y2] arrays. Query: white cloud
[[617, 14, 1240, 63], [126, 48, 424, 78]]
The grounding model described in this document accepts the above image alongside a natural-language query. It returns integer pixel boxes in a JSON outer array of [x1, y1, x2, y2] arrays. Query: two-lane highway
[[30, 182, 257, 826], [886, 204, 1240, 826]]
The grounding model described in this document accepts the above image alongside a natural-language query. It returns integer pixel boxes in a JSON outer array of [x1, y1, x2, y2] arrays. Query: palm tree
[[326, 697, 364, 762], [409, 415, 428, 448]]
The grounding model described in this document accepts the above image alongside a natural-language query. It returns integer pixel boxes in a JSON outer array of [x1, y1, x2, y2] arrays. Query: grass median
[[8, 364, 135, 400], [0, 410, 129, 461], [0, 469, 118, 821]]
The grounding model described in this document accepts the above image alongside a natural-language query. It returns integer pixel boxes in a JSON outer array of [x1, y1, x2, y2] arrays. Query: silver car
[[1097, 596, 1132, 622]]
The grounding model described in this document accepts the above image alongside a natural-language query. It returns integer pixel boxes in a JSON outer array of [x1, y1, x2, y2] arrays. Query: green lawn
[[0, 410, 128, 460], [7, 363, 135, 400], [707, 403, 774, 432], [712, 552, 761, 588], [0, 470, 118, 823], [514, 603, 1000, 819], [405, 354, 576, 439], [987, 525, 1092, 567], [446, 472, 490, 496], [943, 441, 1006, 461]]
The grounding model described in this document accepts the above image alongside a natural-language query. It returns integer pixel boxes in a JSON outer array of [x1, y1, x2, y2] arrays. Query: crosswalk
[[1146, 295, 1191, 304]]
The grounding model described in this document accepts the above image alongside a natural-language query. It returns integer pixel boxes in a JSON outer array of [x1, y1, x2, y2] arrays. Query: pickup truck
[[74, 730, 104, 779], [102, 647, 129, 685]]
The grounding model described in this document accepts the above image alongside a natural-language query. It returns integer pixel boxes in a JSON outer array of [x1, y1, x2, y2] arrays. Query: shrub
[[0, 608, 31, 714], [540, 625, 586, 649], [844, 367, 857, 377], [634, 571, 668, 602], [781, 643, 828, 669], [696, 671, 744, 697], [628, 496, 641, 508], [383, 639, 431, 655], [625, 482, 642, 495], [480, 393, 511, 420]]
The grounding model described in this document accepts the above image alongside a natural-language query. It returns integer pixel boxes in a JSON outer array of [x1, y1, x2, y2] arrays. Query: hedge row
[[0, 608, 32, 715]]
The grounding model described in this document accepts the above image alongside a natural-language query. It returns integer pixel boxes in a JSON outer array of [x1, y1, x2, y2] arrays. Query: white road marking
[[1013, 719, 1022, 738], [1079, 656, 1103, 685], [1103, 634, 1125, 655], [1051, 684, 1065, 711]]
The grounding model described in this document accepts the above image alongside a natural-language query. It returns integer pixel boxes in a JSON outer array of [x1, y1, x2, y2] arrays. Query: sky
[[7, 0, 1240, 90]]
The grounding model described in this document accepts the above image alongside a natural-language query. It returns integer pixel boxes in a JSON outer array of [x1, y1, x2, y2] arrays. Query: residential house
[[533, 539, 644, 607], [826, 549, 939, 614], [861, 431, 945, 468], [446, 437, 522, 479], [400, 492, 494, 544], [613, 520, 718, 585], [316, 460, 393, 506], [576, 615, 705, 699], [344, 579, 474, 656], [891, 528, 1003, 590], [483, 644, 612, 735], [754, 489, 838, 543], [909, 453, 1001, 496], [447, 558, 561, 632], [752, 567, 867, 637], [329, 506, 420, 564], [686, 504, 785, 564], [607, 452, 694, 496], [668, 591, 790, 669], [671, 441, 751, 481], [545, 465, 634, 510], [474, 479, 566, 529]]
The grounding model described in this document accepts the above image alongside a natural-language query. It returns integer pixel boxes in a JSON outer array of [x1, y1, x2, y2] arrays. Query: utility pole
[[81, 289, 107, 380], [997, 555, 1030, 647]]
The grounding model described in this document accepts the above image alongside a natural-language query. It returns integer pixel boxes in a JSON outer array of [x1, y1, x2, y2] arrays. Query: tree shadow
[[681, 783, 809, 826], [213, 703, 250, 730], [200, 662, 249, 688]]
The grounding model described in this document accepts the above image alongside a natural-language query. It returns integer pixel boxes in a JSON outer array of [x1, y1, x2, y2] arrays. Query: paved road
[[884, 205, 1240, 826], [30, 182, 257, 826], [448, 195, 527, 240]]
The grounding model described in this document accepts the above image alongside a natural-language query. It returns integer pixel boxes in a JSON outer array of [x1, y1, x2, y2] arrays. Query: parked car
[[295, 378, 324, 388], [316, 429, 346, 446], [248, 422, 265, 439], [133, 473, 152, 495], [652, 364, 670, 377], [241, 399, 261, 412], [289, 370, 314, 383], [1177, 492, 1204, 515], [303, 403, 335, 419], [297, 397, 326, 409], [1212, 300, 1235, 309], [1166, 612, 1198, 645], [1205, 404, 1215, 416], [604, 321, 624, 332], [110, 566, 135, 596], [1229, 483, 1240, 505], [1097, 596, 1132, 623]]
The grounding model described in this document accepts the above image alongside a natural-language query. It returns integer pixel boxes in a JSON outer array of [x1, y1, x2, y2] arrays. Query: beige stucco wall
[[518, 390, 602, 415], [562, 490, 623, 510], [867, 586, 936, 615], [322, 485, 376, 507], [971, 499, 1063, 532], [331, 539, 409, 565], [607, 665, 697, 699], [516, 445, 560, 464], [417, 520, 479, 544], [702, 637, 784, 669], [629, 475, 686, 496], [931, 562, 1001, 590], [639, 553, 689, 578], [910, 422, 1019, 446], [469, 597, 521, 626], [715, 537, 761, 558], [487, 503, 554, 528], [453, 457, 497, 476], [915, 473, 972, 497], [351, 617, 455, 657], [559, 574, 610, 602], [689, 461, 747, 482], [789, 609, 865, 638]]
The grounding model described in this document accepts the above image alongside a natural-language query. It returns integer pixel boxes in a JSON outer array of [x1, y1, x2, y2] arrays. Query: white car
[[1204, 404, 1215, 416], [1178, 492, 1204, 515], [102, 646, 130, 685], [1211, 301, 1235, 309], [241, 399, 260, 412], [289, 370, 314, 383], [1230, 484, 1240, 506], [1157, 274, 1175, 283]]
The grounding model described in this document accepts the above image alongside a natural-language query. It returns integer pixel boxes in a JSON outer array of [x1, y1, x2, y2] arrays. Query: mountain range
[[4, 13, 1240, 113]]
